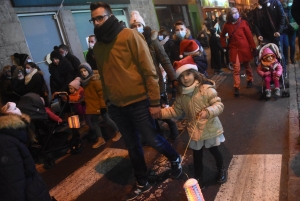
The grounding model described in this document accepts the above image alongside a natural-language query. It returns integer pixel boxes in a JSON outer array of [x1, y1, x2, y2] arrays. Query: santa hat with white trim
[[174, 56, 198, 78], [179, 39, 199, 58]]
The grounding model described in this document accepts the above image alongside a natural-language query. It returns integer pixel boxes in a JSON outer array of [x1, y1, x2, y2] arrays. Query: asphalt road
[[38, 49, 290, 201]]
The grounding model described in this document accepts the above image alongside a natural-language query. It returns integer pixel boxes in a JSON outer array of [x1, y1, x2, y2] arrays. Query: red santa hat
[[173, 56, 198, 78], [179, 39, 199, 58]]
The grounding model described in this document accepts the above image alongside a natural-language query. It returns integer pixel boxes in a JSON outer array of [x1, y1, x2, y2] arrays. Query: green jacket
[[93, 28, 160, 107]]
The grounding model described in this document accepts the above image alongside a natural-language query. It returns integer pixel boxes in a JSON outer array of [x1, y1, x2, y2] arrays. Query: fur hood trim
[[0, 114, 30, 130]]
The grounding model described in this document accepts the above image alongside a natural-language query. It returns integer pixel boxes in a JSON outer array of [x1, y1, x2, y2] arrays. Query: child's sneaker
[[124, 182, 151, 200], [275, 88, 280, 96], [170, 155, 182, 178], [265, 89, 271, 98]]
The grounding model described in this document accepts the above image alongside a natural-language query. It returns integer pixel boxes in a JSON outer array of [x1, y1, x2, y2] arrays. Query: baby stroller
[[255, 43, 290, 99], [18, 92, 83, 169]]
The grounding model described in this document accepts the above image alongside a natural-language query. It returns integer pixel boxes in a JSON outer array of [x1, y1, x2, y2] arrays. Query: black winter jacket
[[65, 53, 81, 76], [252, 0, 286, 40], [49, 57, 75, 94], [0, 114, 51, 201]]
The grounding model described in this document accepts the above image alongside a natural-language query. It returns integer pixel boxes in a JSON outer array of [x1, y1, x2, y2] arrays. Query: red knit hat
[[173, 56, 198, 78], [179, 39, 199, 58]]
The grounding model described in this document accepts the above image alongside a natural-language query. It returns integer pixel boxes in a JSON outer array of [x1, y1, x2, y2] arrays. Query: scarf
[[182, 81, 199, 95], [25, 69, 37, 85], [94, 15, 124, 44], [81, 76, 92, 87]]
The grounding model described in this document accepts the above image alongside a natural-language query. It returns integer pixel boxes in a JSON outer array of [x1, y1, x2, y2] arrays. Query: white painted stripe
[[49, 148, 128, 201], [215, 154, 282, 201]]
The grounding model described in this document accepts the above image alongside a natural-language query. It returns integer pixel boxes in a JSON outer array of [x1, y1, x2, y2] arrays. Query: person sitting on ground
[[179, 39, 208, 76], [256, 47, 283, 98], [58, 44, 81, 76], [0, 101, 52, 201], [78, 63, 122, 148], [159, 56, 227, 189]]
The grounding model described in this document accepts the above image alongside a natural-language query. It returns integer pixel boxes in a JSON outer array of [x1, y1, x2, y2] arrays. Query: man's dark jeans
[[108, 99, 179, 185]]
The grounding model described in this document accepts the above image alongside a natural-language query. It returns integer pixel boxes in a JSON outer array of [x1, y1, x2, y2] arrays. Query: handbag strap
[[228, 19, 242, 43]]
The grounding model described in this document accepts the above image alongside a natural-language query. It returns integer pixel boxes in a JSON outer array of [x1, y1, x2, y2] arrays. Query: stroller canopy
[[17, 93, 48, 121]]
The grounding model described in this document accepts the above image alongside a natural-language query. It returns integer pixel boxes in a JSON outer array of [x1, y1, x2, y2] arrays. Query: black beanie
[[50, 50, 62, 60], [14, 53, 29, 66]]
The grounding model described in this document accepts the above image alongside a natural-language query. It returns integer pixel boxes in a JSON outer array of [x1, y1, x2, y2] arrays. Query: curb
[[288, 62, 300, 201]]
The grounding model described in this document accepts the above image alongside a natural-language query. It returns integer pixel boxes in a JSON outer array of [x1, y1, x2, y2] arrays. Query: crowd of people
[[0, 0, 299, 200]]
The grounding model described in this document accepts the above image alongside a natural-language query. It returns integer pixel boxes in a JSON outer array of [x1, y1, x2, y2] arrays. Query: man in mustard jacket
[[90, 2, 182, 200]]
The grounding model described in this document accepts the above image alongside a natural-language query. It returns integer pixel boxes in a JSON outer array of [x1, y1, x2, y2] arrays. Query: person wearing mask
[[49, 50, 75, 96], [130, 14, 179, 141], [129, 10, 145, 33], [90, 3, 182, 200], [0, 102, 52, 201], [220, 8, 256, 97], [58, 44, 81, 76], [280, 0, 297, 64], [24, 62, 49, 106], [158, 29, 173, 58], [85, 35, 98, 70]]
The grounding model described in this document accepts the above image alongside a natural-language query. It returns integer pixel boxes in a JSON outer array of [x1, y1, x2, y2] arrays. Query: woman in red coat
[[220, 7, 257, 96]]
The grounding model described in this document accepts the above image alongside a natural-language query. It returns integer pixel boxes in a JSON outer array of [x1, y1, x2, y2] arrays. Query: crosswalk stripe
[[49, 148, 128, 201], [215, 154, 282, 201]]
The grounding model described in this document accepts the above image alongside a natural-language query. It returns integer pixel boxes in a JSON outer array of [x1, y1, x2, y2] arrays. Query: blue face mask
[[176, 31, 186, 39], [158, 35, 164, 41], [137, 27, 144, 33], [232, 13, 240, 21]]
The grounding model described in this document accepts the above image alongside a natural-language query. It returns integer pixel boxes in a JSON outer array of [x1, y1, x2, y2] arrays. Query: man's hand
[[274, 32, 280, 37], [258, 36, 263, 41], [149, 106, 161, 119]]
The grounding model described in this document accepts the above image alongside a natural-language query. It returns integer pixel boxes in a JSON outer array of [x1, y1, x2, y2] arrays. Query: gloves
[[100, 108, 107, 114]]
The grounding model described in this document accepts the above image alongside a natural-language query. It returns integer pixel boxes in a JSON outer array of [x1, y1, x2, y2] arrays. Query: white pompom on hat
[[179, 39, 200, 58], [1, 102, 22, 116], [173, 56, 198, 78], [69, 77, 81, 90], [129, 10, 145, 27]]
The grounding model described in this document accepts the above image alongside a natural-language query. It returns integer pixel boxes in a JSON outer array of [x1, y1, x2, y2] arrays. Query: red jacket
[[220, 18, 256, 63]]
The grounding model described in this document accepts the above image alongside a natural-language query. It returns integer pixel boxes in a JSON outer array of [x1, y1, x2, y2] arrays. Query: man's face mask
[[176, 31, 186, 39], [158, 35, 164, 41]]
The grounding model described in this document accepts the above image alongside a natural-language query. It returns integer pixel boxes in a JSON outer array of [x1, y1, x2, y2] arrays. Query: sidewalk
[[288, 61, 300, 201]]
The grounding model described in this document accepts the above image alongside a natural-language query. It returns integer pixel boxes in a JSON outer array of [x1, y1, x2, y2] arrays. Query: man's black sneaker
[[125, 182, 151, 201], [170, 155, 182, 178], [247, 81, 252, 88]]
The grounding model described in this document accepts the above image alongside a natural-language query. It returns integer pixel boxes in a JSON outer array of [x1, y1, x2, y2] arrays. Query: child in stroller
[[17, 92, 83, 168], [256, 44, 283, 98]]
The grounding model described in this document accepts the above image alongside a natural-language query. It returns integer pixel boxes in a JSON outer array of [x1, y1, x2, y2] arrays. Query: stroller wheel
[[281, 90, 290, 97], [70, 138, 83, 154], [44, 156, 55, 169]]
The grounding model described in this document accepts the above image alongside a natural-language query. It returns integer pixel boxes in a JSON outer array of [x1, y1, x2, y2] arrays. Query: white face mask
[[176, 31, 186, 39], [136, 27, 144, 33], [27, 59, 32, 63], [26, 69, 31, 74], [158, 35, 164, 41], [89, 43, 94, 49]]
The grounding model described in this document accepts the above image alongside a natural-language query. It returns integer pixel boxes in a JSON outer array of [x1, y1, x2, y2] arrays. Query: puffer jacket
[[0, 114, 51, 201], [161, 81, 224, 141], [81, 71, 106, 114]]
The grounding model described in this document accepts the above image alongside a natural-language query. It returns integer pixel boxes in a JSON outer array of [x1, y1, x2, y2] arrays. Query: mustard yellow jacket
[[93, 28, 160, 107]]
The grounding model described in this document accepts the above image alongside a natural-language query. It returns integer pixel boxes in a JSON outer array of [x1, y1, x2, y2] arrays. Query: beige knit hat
[[129, 11, 145, 27]]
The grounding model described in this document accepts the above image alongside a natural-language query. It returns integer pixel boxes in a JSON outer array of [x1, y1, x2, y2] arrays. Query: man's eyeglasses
[[89, 15, 108, 24]]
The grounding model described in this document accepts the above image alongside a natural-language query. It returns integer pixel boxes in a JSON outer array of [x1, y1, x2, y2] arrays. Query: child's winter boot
[[216, 165, 227, 184]]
